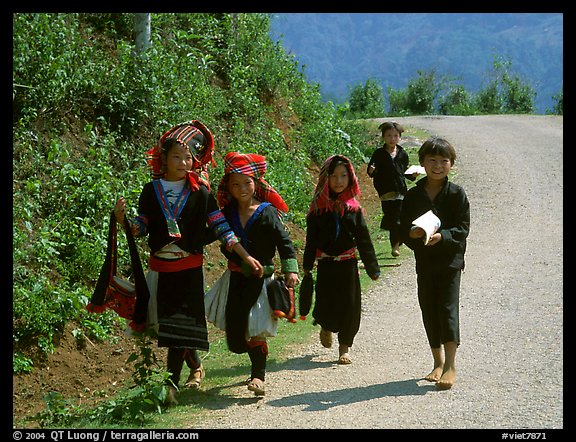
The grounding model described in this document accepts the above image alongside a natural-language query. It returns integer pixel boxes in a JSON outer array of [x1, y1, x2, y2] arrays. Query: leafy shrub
[[439, 84, 476, 116], [548, 88, 563, 115], [383, 56, 540, 116], [347, 78, 385, 119]]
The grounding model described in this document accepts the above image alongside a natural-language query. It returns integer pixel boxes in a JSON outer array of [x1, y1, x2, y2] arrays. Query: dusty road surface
[[188, 115, 563, 433]]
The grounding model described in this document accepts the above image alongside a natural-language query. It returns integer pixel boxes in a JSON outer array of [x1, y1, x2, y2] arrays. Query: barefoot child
[[208, 152, 299, 396], [303, 155, 380, 364], [400, 137, 470, 390]]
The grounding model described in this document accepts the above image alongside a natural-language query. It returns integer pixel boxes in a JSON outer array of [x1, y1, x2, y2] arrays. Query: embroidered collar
[[152, 179, 192, 238], [231, 202, 271, 248]]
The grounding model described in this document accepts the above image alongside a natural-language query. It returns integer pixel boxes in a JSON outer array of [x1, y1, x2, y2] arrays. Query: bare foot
[[436, 367, 456, 390], [166, 385, 178, 406], [424, 366, 443, 382], [338, 353, 352, 364]]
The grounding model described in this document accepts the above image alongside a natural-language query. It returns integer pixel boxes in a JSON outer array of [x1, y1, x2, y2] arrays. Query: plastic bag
[[205, 269, 230, 331], [248, 279, 278, 338]]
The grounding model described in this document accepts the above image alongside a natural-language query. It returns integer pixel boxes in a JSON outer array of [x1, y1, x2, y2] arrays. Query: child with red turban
[[206, 152, 299, 396]]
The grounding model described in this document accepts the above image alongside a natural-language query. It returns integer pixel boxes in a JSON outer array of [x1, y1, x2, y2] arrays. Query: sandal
[[247, 378, 266, 396], [184, 365, 205, 389], [338, 353, 352, 365], [320, 329, 333, 348]]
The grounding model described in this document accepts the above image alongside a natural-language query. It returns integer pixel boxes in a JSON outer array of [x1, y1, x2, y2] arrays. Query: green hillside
[[12, 13, 375, 373]]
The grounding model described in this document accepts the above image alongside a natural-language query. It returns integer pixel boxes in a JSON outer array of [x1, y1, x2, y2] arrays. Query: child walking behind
[[114, 121, 260, 405], [303, 155, 380, 364], [212, 152, 299, 396], [399, 137, 470, 390], [367, 121, 417, 257]]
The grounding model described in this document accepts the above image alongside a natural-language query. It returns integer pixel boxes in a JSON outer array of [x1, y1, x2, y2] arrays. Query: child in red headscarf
[[113, 121, 261, 405], [303, 155, 380, 364], [206, 152, 299, 396]]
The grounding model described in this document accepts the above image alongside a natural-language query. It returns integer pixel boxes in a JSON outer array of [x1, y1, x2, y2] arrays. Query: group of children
[[109, 118, 469, 405]]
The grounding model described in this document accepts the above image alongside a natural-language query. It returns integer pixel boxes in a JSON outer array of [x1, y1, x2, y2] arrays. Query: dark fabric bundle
[[86, 212, 150, 327], [299, 272, 314, 320], [267, 277, 296, 323]]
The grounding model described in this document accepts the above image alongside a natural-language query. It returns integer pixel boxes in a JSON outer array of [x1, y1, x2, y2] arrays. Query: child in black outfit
[[400, 137, 469, 390], [303, 155, 380, 365], [209, 152, 299, 396], [367, 121, 418, 257]]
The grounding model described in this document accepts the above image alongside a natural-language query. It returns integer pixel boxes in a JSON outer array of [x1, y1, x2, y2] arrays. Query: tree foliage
[[347, 78, 384, 119]]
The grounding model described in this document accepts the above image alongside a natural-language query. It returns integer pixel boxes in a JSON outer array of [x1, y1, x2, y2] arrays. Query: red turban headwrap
[[145, 120, 216, 191], [216, 152, 289, 213]]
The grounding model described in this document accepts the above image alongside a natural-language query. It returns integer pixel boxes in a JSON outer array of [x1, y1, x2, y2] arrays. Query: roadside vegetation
[[12, 13, 562, 427], [345, 57, 563, 119]]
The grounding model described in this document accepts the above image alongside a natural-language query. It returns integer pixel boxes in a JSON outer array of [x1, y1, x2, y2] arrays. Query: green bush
[[383, 56, 541, 116], [347, 78, 385, 119], [439, 84, 476, 116], [548, 88, 563, 115]]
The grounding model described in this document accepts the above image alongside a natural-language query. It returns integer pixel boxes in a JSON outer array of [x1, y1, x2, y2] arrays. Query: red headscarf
[[308, 154, 361, 216], [145, 120, 215, 191], [216, 152, 289, 213]]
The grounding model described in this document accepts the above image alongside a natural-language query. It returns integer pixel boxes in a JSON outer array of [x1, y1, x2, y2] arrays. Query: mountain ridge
[[270, 12, 563, 113]]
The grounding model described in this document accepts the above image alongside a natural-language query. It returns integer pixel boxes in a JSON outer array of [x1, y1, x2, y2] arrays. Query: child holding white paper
[[400, 137, 470, 390], [367, 122, 418, 257]]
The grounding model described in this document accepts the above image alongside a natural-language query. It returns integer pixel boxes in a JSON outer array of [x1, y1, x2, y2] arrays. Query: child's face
[[421, 154, 452, 181], [382, 128, 401, 147], [163, 144, 194, 181], [328, 164, 350, 194], [228, 173, 255, 204]]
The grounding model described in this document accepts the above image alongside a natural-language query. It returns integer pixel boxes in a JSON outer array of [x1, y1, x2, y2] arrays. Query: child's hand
[[426, 232, 442, 246], [114, 197, 126, 224], [409, 226, 425, 239], [244, 256, 264, 278], [284, 272, 299, 288]]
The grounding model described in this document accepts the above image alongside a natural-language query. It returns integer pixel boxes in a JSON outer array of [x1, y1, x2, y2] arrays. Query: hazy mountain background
[[269, 13, 563, 114]]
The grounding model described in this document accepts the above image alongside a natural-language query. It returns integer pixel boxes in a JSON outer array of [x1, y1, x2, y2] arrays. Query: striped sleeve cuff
[[207, 210, 240, 251]]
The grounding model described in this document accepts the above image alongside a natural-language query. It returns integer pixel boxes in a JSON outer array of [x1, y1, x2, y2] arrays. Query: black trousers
[[248, 343, 267, 381], [380, 199, 403, 247], [225, 272, 264, 354], [417, 269, 461, 348], [225, 271, 268, 381]]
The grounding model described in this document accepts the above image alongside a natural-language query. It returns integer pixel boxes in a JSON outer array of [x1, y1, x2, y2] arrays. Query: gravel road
[[188, 115, 563, 432]]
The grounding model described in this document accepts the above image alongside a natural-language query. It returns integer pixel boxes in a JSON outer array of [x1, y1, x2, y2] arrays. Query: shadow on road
[[266, 378, 436, 411], [175, 354, 435, 411]]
